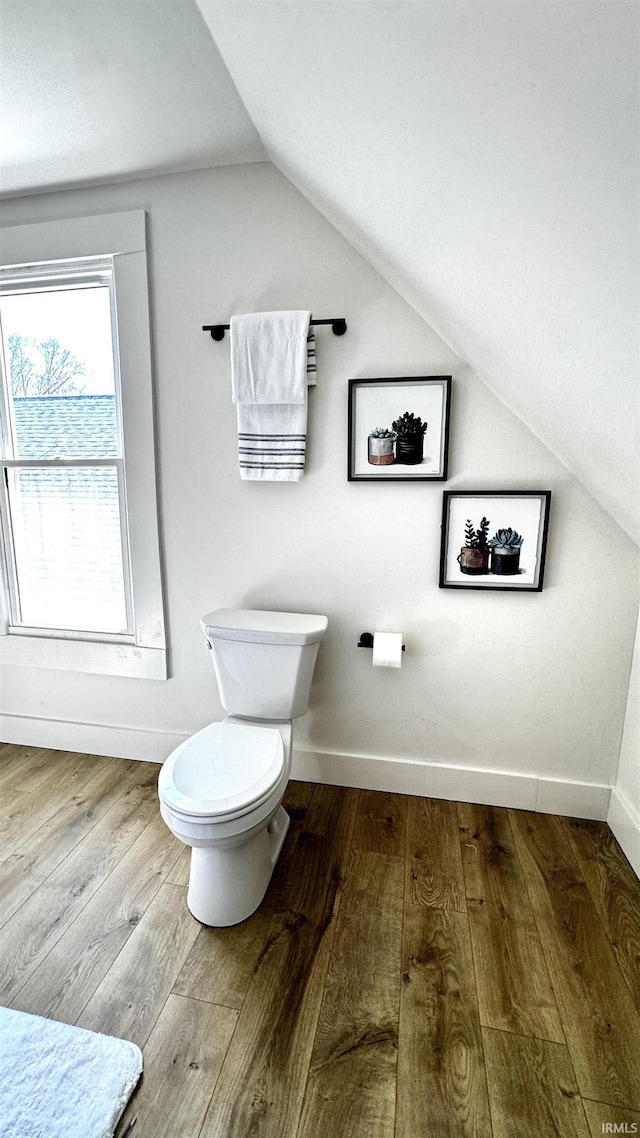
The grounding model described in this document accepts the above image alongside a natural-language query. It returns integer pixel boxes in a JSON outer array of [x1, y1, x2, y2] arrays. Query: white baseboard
[[534, 776, 611, 821], [607, 786, 640, 877], [0, 713, 611, 821], [291, 747, 610, 821], [0, 712, 184, 764]]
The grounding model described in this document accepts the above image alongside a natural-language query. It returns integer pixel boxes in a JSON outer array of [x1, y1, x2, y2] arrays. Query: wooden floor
[[0, 745, 639, 1137]]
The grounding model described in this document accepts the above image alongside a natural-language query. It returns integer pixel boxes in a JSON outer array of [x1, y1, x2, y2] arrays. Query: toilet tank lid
[[201, 608, 328, 645]]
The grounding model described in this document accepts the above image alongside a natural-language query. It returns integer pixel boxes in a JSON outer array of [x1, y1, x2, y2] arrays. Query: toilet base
[[186, 805, 290, 926]]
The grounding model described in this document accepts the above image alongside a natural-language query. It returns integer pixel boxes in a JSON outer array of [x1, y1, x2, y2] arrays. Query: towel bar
[[202, 318, 347, 341]]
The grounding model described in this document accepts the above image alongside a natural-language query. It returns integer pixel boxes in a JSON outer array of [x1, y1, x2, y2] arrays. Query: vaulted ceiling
[[0, 0, 266, 194], [1, 0, 637, 543]]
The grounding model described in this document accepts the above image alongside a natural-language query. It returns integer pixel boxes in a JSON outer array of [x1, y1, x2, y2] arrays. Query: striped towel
[[231, 312, 316, 481]]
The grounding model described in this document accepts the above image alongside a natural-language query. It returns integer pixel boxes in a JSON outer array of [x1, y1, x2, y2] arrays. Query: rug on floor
[[0, 1006, 143, 1138]]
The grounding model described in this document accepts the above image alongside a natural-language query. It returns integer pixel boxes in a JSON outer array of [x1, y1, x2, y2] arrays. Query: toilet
[[158, 608, 328, 926]]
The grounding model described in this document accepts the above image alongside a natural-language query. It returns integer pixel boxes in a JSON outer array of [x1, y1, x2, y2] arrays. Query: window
[[0, 259, 132, 636], [0, 211, 166, 679]]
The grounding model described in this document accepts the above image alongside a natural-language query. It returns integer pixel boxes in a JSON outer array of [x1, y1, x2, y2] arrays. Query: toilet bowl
[[158, 607, 327, 927], [159, 717, 292, 926]]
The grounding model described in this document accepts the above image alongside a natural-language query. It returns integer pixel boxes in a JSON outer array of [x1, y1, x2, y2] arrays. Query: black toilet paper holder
[[357, 632, 405, 651]]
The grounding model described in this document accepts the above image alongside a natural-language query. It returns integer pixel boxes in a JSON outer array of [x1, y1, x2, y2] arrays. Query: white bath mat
[[0, 1006, 142, 1138]]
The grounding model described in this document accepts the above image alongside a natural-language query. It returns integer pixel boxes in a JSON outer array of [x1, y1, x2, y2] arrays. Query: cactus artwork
[[367, 412, 429, 466], [490, 528, 523, 551], [440, 492, 551, 591], [367, 426, 396, 465], [391, 411, 428, 439], [391, 411, 428, 465], [349, 377, 451, 481], [490, 527, 524, 575]]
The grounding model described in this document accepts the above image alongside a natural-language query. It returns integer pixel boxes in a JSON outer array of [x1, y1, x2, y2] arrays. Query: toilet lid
[[159, 721, 285, 819]]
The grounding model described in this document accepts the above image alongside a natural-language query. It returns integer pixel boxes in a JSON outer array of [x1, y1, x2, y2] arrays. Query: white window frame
[[0, 210, 167, 680]]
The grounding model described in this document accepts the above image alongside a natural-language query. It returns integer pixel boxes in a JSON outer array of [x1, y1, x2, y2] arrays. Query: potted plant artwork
[[489, 528, 523, 575], [458, 517, 491, 574], [391, 411, 427, 465], [348, 377, 451, 481], [440, 491, 551, 591], [367, 426, 396, 466]]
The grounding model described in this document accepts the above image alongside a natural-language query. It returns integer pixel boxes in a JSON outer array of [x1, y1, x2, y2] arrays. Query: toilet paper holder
[[357, 632, 405, 651]]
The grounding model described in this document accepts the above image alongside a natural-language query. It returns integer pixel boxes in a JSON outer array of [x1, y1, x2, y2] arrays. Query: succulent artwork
[[367, 424, 396, 466], [490, 528, 523, 551], [391, 411, 428, 438], [464, 517, 491, 551]]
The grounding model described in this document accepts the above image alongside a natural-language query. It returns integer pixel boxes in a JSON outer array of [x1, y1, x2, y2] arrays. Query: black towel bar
[[202, 318, 347, 341]]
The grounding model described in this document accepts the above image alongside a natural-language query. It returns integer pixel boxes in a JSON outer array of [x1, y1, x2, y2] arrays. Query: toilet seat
[[159, 720, 286, 821]]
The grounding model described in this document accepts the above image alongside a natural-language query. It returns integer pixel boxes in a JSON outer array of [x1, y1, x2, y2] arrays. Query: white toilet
[[158, 608, 327, 926]]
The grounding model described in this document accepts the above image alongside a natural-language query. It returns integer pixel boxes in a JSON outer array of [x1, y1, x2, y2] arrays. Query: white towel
[[230, 311, 312, 404], [230, 312, 316, 482]]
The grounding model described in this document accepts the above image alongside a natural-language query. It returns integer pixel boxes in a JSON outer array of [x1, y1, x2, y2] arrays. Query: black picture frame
[[439, 490, 552, 591], [348, 376, 451, 481]]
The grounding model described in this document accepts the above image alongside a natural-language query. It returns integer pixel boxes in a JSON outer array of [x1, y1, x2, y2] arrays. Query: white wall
[[202, 1, 639, 544], [1, 163, 638, 817], [609, 614, 640, 873]]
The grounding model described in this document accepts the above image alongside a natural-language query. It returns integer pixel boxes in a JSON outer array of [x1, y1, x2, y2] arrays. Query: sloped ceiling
[[0, 0, 266, 196], [1, 2, 637, 542], [199, 0, 639, 544]]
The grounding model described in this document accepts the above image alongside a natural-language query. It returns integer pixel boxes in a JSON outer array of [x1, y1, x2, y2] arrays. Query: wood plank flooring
[[0, 743, 639, 1137]]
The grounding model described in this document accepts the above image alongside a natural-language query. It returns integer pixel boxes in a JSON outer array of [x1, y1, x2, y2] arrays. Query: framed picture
[[439, 491, 552, 591], [348, 376, 451, 481]]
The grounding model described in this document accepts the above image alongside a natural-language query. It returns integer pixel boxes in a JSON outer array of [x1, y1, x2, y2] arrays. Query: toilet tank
[[201, 609, 328, 719]]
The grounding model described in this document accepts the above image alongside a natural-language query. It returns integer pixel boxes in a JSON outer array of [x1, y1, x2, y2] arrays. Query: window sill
[[0, 633, 167, 679]]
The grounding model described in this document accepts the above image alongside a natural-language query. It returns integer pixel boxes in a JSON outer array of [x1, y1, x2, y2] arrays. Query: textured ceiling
[[200, 0, 639, 543], [0, 0, 266, 196]]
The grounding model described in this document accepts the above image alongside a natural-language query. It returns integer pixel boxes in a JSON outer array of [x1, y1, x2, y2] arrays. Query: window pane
[[1, 284, 120, 459], [7, 466, 129, 634]]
